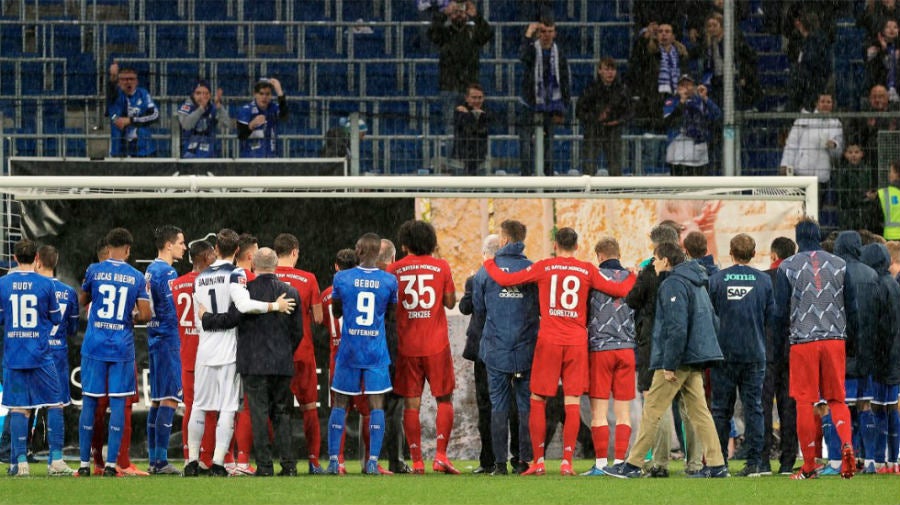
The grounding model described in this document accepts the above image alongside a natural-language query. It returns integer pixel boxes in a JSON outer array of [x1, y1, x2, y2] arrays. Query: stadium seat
[[52, 24, 82, 57], [145, 0, 182, 20], [365, 62, 403, 97], [316, 62, 353, 96], [377, 100, 413, 134], [490, 0, 519, 22], [205, 25, 241, 57], [341, 0, 374, 22], [570, 61, 595, 96], [263, 61, 302, 96], [243, 0, 278, 21], [387, 138, 422, 174], [351, 29, 387, 58], [156, 24, 193, 57], [304, 24, 338, 58], [294, 1, 327, 21], [500, 25, 523, 59], [105, 25, 140, 48], [586, 1, 618, 22], [66, 53, 96, 96], [194, 0, 232, 20], [744, 33, 780, 53], [1, 23, 23, 56], [254, 25, 290, 55], [600, 25, 631, 59], [215, 61, 252, 96], [414, 62, 439, 96], [165, 62, 201, 98], [63, 127, 86, 157]]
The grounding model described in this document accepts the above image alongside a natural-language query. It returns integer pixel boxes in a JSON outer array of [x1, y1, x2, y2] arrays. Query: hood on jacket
[[671, 259, 708, 287], [599, 258, 626, 270], [795, 220, 822, 252], [834, 231, 862, 261], [496, 241, 526, 258], [861, 243, 891, 275]]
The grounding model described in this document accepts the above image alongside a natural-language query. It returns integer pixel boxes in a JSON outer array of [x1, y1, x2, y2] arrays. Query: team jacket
[[709, 264, 775, 363], [834, 231, 879, 378], [861, 243, 900, 385], [587, 258, 635, 352]]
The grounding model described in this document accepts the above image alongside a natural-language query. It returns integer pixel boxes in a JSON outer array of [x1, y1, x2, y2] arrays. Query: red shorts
[[290, 353, 319, 405], [789, 339, 846, 403], [530, 339, 588, 397], [588, 349, 636, 401], [393, 345, 455, 398]]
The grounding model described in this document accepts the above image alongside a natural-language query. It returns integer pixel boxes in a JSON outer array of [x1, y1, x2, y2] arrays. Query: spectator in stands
[[663, 74, 722, 177], [177, 81, 229, 158], [685, 0, 752, 44], [690, 12, 761, 111], [518, 18, 571, 176], [106, 61, 158, 158], [779, 92, 843, 185], [632, 0, 689, 31], [835, 143, 882, 234], [627, 21, 689, 131], [236, 78, 288, 158], [451, 84, 491, 175], [865, 17, 900, 103], [859, 0, 900, 44], [787, 10, 833, 112], [575, 57, 632, 176], [318, 117, 368, 175], [848, 84, 899, 162], [428, 0, 493, 135]]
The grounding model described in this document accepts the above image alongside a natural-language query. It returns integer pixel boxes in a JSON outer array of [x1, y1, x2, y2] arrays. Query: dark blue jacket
[[709, 264, 775, 363], [459, 275, 485, 362], [650, 260, 723, 371], [834, 231, 878, 377], [861, 243, 900, 385], [473, 242, 539, 373], [587, 259, 636, 352], [697, 254, 719, 278]]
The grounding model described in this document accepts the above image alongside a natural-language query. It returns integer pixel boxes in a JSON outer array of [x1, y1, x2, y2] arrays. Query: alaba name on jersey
[[275, 265, 321, 361], [82, 259, 149, 362], [49, 279, 79, 352], [387, 254, 455, 357], [171, 271, 199, 372], [193, 259, 249, 367], [332, 266, 398, 368], [145, 258, 180, 348], [0, 271, 61, 369]]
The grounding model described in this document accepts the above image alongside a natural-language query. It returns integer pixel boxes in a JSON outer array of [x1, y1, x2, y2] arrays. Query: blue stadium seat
[[20, 62, 48, 95], [66, 53, 96, 95], [392, 0, 418, 21], [757, 53, 788, 70], [377, 101, 412, 134], [586, 1, 618, 22], [52, 24, 82, 57], [263, 61, 301, 95], [206, 25, 241, 57], [501, 25, 523, 59], [195, 0, 232, 20], [304, 24, 338, 58], [294, 1, 327, 21], [216, 62, 252, 96], [106, 25, 140, 47], [414, 62, 439, 96], [1, 23, 23, 55], [388, 138, 422, 174], [744, 34, 780, 53], [365, 62, 403, 96], [600, 25, 631, 60], [317, 62, 352, 96], [352, 29, 386, 58], [10, 128, 37, 157], [157, 24, 193, 56], [146, 0, 182, 20], [570, 62, 595, 96], [166, 62, 201, 97], [254, 25, 288, 54], [490, 0, 519, 22], [341, 0, 374, 22], [243, 0, 278, 21], [63, 128, 86, 157]]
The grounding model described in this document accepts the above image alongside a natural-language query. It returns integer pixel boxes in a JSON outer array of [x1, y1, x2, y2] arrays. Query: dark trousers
[[242, 374, 295, 471], [474, 359, 494, 468], [486, 365, 531, 465], [761, 358, 797, 470], [519, 109, 557, 176], [710, 362, 766, 467], [581, 124, 622, 176]]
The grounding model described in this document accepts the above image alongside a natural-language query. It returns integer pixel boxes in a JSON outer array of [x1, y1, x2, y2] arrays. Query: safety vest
[[879, 186, 900, 239]]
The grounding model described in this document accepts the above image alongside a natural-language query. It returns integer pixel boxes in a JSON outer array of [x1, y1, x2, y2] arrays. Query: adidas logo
[[410, 443, 418, 449], [437, 434, 445, 440]]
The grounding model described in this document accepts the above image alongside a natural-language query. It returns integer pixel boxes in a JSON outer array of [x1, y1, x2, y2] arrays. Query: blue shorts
[[50, 349, 71, 405], [871, 380, 900, 405], [2, 361, 61, 409], [845, 376, 873, 403], [331, 365, 392, 396], [81, 356, 136, 397], [149, 346, 183, 402]]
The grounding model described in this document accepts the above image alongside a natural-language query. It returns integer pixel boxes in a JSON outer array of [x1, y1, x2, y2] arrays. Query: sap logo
[[727, 286, 753, 300]]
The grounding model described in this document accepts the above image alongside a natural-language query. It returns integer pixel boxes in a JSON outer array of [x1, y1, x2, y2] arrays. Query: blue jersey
[[177, 99, 220, 158], [49, 278, 79, 352], [108, 86, 158, 157], [145, 258, 179, 349], [331, 266, 398, 369], [0, 271, 61, 369], [236, 99, 280, 158], [81, 259, 149, 362]]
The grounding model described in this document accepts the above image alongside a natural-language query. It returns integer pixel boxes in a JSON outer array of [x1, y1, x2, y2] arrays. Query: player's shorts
[[149, 346, 183, 402], [393, 345, 455, 398], [530, 339, 588, 397], [844, 375, 873, 403], [871, 380, 900, 405], [331, 364, 392, 396], [193, 363, 240, 412], [789, 339, 845, 404], [2, 361, 62, 409], [588, 348, 636, 401], [81, 356, 136, 397], [290, 353, 319, 405], [50, 349, 71, 405]]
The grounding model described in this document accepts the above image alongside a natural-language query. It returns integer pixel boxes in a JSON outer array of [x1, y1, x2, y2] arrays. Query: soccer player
[[774, 218, 857, 479], [582, 237, 636, 476], [273, 233, 325, 474], [34, 245, 78, 476], [386, 220, 459, 475], [171, 240, 218, 470], [482, 227, 635, 476], [144, 225, 187, 475], [230, 232, 259, 475], [184, 229, 294, 477], [327, 233, 399, 476], [0, 240, 63, 477], [708, 234, 776, 477], [77, 228, 152, 477]]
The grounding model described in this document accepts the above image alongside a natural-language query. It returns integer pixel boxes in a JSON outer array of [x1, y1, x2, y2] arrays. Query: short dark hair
[[14, 239, 38, 264], [273, 233, 300, 257], [729, 233, 756, 263], [37, 245, 59, 270], [335, 248, 358, 271], [106, 227, 134, 248], [466, 83, 484, 94], [500, 220, 527, 243], [154, 225, 183, 251], [594, 237, 620, 258], [555, 227, 578, 251], [253, 80, 274, 94], [683, 231, 708, 258], [598, 57, 616, 69], [189, 240, 214, 262], [769, 237, 796, 260], [95, 237, 109, 259], [216, 228, 240, 257], [236, 233, 259, 261], [654, 242, 685, 267], [356, 233, 382, 263], [397, 220, 437, 256]]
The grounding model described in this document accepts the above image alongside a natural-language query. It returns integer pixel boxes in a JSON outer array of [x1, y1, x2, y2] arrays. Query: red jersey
[[171, 271, 200, 371], [484, 256, 635, 346], [244, 269, 256, 282], [275, 265, 322, 361], [387, 254, 455, 357], [320, 286, 341, 373]]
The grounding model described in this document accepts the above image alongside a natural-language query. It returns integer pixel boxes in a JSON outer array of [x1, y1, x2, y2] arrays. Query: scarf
[[888, 42, 897, 91], [658, 44, 679, 94], [533, 40, 562, 110]]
